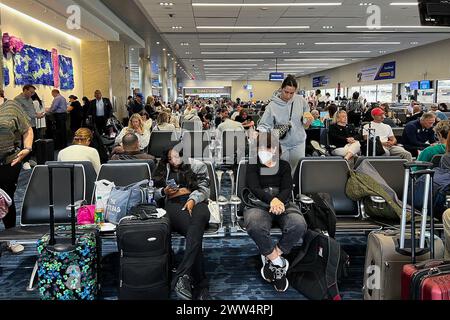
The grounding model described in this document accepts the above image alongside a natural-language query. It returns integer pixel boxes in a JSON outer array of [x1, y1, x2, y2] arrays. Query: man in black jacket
[[402, 112, 437, 158], [90, 90, 113, 135]]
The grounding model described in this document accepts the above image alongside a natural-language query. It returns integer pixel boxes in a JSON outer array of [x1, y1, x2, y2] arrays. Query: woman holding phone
[[153, 144, 212, 301]]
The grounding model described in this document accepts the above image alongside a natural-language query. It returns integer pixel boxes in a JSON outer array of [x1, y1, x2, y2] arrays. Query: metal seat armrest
[[66, 200, 87, 214], [300, 194, 315, 205], [370, 196, 386, 204]]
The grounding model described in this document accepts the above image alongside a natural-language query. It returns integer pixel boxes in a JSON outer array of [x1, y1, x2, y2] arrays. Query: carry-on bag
[[37, 163, 98, 300], [116, 204, 171, 300], [363, 162, 444, 300]]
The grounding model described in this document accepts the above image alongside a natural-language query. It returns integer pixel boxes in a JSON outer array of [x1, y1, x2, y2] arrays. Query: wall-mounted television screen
[[269, 72, 284, 81]]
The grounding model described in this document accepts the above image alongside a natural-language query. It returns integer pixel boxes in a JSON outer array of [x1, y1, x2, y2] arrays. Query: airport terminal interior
[[1, 0, 450, 302]]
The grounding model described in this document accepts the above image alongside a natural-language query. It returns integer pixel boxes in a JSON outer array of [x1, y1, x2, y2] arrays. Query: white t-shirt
[[363, 121, 394, 143], [57, 145, 101, 174]]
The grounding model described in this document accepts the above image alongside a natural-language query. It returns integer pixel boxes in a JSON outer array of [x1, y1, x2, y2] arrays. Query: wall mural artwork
[[3, 67, 10, 86], [13, 45, 54, 86], [58, 55, 75, 90]]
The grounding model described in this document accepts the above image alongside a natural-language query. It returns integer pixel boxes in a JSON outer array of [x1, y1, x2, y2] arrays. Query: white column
[[161, 51, 169, 104], [172, 60, 178, 102], [139, 36, 152, 98]]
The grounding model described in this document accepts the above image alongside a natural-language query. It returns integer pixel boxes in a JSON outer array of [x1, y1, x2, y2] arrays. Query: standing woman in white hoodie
[[258, 75, 313, 174]]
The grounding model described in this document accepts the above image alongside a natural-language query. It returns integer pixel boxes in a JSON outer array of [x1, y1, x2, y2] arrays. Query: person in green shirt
[[310, 109, 324, 128], [416, 120, 450, 168]]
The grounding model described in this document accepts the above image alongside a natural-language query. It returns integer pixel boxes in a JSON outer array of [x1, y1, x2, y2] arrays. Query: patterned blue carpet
[[0, 169, 366, 300]]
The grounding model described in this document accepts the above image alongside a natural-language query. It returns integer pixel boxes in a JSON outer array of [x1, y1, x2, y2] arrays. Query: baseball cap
[[371, 108, 385, 117], [136, 93, 144, 100]]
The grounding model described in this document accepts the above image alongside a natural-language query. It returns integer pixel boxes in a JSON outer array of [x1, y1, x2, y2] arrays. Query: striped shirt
[[0, 100, 31, 159]]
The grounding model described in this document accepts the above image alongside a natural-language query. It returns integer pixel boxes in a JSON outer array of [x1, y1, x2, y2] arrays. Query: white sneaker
[[7, 241, 24, 254], [310, 140, 327, 155], [22, 162, 32, 170]]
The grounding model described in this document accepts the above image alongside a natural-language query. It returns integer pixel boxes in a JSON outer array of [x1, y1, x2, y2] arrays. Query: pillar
[[161, 51, 169, 104]]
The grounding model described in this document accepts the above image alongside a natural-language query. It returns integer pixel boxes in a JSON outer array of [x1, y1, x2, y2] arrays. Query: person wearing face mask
[[258, 75, 313, 175], [244, 132, 307, 293], [153, 144, 212, 301]]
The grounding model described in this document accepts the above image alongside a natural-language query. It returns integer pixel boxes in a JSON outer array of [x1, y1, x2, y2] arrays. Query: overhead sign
[[357, 61, 396, 82], [269, 72, 284, 81], [312, 76, 330, 88]]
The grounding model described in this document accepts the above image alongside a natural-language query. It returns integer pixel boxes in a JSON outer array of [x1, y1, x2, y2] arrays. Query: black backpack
[[304, 193, 337, 238], [287, 230, 349, 300]]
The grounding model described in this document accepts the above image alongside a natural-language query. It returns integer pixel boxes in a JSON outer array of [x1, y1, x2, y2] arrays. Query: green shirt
[[417, 144, 446, 163], [0, 100, 31, 159]]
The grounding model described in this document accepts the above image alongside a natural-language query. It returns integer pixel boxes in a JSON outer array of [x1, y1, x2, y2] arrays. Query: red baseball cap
[[371, 108, 385, 117]]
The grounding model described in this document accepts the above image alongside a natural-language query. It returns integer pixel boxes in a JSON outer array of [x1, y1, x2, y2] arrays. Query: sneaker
[[22, 162, 32, 170], [195, 287, 212, 301], [272, 258, 290, 292], [261, 257, 275, 283], [28, 160, 37, 168], [174, 274, 193, 300], [7, 242, 24, 254], [310, 140, 327, 155]]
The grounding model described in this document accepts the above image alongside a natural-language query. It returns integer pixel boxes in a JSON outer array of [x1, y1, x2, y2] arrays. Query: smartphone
[[166, 179, 179, 190]]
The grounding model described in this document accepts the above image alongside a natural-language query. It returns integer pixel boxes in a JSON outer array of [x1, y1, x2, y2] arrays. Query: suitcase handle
[[48, 165, 76, 248]]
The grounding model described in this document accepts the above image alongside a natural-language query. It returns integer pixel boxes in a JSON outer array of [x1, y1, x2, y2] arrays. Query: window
[[360, 85, 377, 103], [377, 84, 393, 103]]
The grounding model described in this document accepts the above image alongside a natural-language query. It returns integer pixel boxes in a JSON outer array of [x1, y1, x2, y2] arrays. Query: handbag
[[0, 188, 12, 219], [242, 187, 287, 209], [273, 102, 294, 140], [77, 205, 96, 225], [105, 180, 149, 224]]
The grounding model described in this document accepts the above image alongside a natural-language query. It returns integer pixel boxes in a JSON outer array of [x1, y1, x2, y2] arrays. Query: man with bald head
[[111, 133, 155, 161], [89, 90, 112, 134]]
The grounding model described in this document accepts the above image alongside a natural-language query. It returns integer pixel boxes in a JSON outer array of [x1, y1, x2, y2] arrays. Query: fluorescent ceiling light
[[298, 51, 371, 53], [204, 68, 254, 70], [389, 2, 418, 5], [347, 25, 449, 29], [283, 59, 345, 61], [197, 26, 310, 30], [201, 52, 274, 55], [204, 64, 258, 67], [315, 42, 401, 45], [193, 2, 342, 6], [277, 63, 333, 66], [200, 43, 286, 46], [202, 59, 264, 62], [0, 3, 81, 42]]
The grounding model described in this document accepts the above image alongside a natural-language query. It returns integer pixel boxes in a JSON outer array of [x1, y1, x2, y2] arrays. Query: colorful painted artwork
[[59, 54, 74, 90], [3, 67, 9, 86], [13, 45, 54, 86]]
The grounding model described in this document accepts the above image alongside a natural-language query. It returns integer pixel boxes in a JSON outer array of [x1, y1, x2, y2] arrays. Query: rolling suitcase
[[116, 204, 171, 300], [35, 139, 55, 164], [363, 162, 444, 300], [37, 163, 98, 300]]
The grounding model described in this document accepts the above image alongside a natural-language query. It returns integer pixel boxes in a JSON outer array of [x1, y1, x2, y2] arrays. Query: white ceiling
[[136, 0, 450, 80]]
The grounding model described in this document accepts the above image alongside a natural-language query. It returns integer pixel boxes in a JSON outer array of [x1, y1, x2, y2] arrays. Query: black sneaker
[[261, 257, 275, 283], [174, 274, 193, 300], [195, 287, 212, 301], [272, 258, 290, 292]]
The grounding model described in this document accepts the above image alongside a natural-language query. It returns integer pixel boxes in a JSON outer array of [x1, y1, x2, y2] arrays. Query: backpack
[[304, 193, 337, 238], [287, 230, 349, 300]]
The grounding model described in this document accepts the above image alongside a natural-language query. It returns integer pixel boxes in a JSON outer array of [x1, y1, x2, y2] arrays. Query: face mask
[[258, 150, 274, 165]]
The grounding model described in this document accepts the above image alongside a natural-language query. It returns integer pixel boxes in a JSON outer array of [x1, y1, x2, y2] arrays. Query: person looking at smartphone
[[153, 144, 212, 301]]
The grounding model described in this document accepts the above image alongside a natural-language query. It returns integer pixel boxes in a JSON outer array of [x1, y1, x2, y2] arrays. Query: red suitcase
[[402, 260, 450, 300], [421, 273, 450, 300]]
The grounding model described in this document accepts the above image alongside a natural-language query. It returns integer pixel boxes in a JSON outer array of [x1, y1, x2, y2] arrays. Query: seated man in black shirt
[[244, 132, 307, 293], [111, 133, 155, 161], [235, 109, 255, 130], [402, 112, 437, 158]]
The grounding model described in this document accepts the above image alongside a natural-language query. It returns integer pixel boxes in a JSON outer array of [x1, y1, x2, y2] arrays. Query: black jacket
[[89, 98, 113, 119]]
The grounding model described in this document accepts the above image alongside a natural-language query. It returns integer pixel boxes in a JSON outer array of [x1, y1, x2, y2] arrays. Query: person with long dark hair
[[67, 95, 83, 134], [153, 144, 211, 300]]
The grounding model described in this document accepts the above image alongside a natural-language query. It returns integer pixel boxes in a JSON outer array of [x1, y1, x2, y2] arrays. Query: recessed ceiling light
[[315, 42, 401, 45], [167, 53, 171, 56], [322, 26, 334, 29], [379, 50, 387, 54], [296, 43, 305, 46], [410, 41, 419, 45], [192, 3, 342, 7], [180, 42, 189, 46], [163, 48, 166, 51], [197, 26, 310, 30], [131, 48, 135, 51], [160, 2, 174, 6], [201, 51, 274, 54], [283, 51, 290, 54], [359, 2, 373, 5], [200, 43, 286, 46], [172, 26, 183, 29], [185, 52, 191, 54]]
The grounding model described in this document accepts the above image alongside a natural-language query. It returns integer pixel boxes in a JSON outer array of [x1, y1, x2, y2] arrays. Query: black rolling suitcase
[[35, 139, 55, 164], [116, 204, 171, 300]]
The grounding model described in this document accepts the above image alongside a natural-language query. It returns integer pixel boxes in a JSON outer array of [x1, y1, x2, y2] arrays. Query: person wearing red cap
[[363, 107, 412, 161]]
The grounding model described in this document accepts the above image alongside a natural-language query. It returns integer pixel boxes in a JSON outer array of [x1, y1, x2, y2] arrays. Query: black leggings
[[0, 163, 21, 229], [165, 197, 210, 289]]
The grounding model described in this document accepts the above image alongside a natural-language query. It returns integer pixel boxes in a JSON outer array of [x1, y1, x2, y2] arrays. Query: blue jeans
[[244, 205, 307, 256]]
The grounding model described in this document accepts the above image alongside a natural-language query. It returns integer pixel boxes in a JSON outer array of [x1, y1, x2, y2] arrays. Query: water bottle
[[95, 196, 105, 224], [148, 180, 155, 205]]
